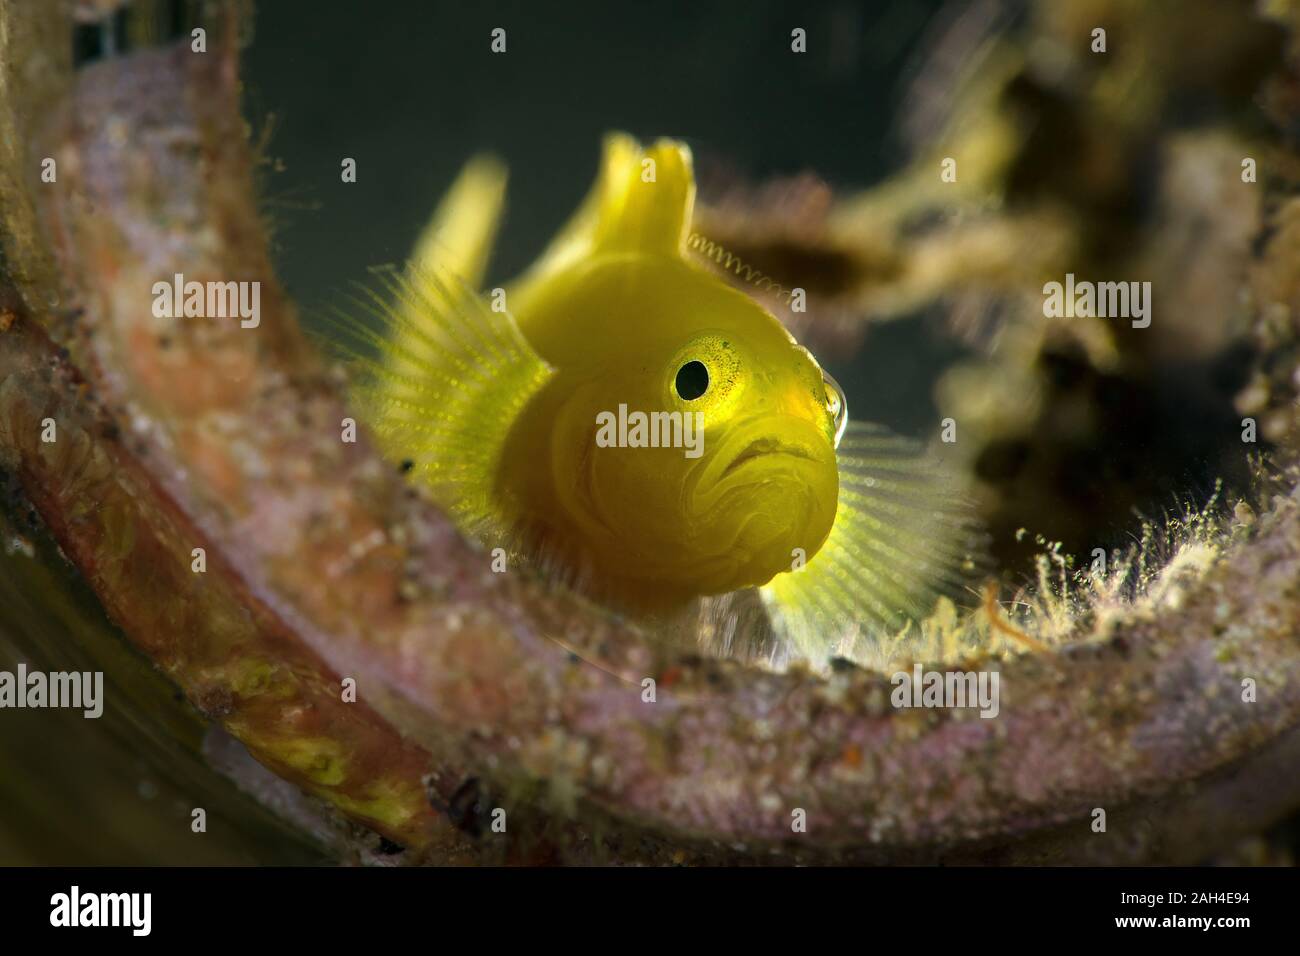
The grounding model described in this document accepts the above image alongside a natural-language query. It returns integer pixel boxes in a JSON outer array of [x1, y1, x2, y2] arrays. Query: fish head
[[547, 256, 844, 596], [507, 133, 843, 596]]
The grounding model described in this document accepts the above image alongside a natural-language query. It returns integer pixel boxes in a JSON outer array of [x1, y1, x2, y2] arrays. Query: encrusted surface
[[0, 1, 1298, 864]]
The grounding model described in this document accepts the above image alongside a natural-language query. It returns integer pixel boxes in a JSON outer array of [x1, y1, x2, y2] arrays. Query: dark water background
[[0, 0, 958, 864], [4, 0, 1294, 867], [247, 0, 954, 436]]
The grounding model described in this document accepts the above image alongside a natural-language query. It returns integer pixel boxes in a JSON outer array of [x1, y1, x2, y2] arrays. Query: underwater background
[[255, 0, 959, 439], [1, 0, 1296, 864], [0, 0, 958, 866]]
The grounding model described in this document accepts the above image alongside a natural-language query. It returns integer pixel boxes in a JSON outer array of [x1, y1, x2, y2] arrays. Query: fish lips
[[679, 419, 837, 588], [693, 418, 836, 503]]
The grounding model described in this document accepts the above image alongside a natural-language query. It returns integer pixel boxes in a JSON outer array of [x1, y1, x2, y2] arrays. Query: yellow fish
[[338, 134, 979, 662]]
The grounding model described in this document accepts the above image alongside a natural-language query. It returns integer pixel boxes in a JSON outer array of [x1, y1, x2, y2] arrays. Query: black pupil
[[675, 360, 709, 400]]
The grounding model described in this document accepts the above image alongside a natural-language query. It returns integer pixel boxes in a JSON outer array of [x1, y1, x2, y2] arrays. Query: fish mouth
[[688, 420, 838, 585], [697, 418, 831, 498], [718, 435, 818, 481]]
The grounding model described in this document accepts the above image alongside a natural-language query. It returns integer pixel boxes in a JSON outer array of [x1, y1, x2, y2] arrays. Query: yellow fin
[[328, 265, 552, 542], [510, 133, 695, 304], [761, 422, 985, 664], [409, 154, 508, 292]]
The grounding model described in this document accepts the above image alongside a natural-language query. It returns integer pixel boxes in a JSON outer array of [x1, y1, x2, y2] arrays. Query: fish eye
[[675, 360, 710, 401]]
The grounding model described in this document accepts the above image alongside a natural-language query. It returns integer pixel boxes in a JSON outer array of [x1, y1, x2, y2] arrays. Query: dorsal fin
[[518, 133, 696, 286], [408, 154, 508, 292], [590, 133, 695, 254]]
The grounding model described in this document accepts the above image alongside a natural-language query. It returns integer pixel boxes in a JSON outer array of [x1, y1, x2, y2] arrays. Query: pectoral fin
[[761, 422, 985, 664], [328, 264, 552, 543]]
